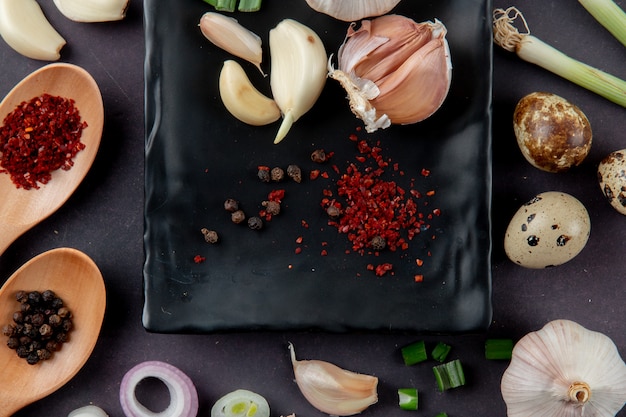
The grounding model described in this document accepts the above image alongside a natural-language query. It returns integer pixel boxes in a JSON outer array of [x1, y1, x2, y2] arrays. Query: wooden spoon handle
[[0, 222, 25, 256]]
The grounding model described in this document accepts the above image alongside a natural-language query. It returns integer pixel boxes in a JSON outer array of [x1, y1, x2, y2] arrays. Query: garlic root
[[219, 60, 280, 126], [288, 343, 378, 416], [0, 0, 66, 61], [53, 0, 129, 22]]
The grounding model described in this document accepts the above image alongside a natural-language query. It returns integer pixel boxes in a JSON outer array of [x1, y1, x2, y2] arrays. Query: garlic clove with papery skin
[[304, 0, 402, 22], [501, 319, 626, 417], [329, 15, 452, 133], [288, 343, 378, 416]]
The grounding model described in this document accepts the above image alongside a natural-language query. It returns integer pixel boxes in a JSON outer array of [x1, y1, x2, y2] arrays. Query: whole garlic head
[[501, 320, 626, 417]]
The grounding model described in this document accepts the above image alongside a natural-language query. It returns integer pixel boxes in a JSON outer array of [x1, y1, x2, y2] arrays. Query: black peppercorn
[[247, 216, 263, 230], [326, 205, 341, 219], [39, 324, 53, 338], [311, 149, 327, 163], [7, 336, 19, 349], [15, 291, 28, 303], [46, 340, 59, 352], [50, 297, 63, 309], [262, 200, 281, 216], [57, 307, 71, 319], [61, 319, 73, 332], [31, 313, 45, 327], [2, 324, 15, 337], [370, 236, 387, 251], [26, 352, 40, 365], [231, 210, 246, 224], [201, 228, 219, 244], [16, 345, 29, 358], [271, 167, 285, 182], [287, 164, 302, 183], [223, 198, 239, 212], [12, 311, 24, 323], [257, 167, 270, 182], [48, 314, 62, 327], [37, 348, 51, 361], [55, 332, 68, 343], [27, 291, 41, 305], [41, 290, 56, 303]]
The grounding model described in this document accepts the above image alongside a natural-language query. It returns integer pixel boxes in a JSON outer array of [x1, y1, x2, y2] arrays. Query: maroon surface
[[0, 0, 624, 416]]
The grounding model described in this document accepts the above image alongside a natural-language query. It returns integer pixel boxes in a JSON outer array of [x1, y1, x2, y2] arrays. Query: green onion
[[431, 342, 452, 362], [215, 0, 237, 12], [202, 0, 262, 12], [485, 339, 514, 360], [397, 388, 418, 411], [493, 7, 626, 107], [579, 0, 626, 47], [202, 0, 218, 6], [433, 359, 465, 391], [401, 341, 428, 365], [434, 414, 449, 417], [238, 0, 262, 12]]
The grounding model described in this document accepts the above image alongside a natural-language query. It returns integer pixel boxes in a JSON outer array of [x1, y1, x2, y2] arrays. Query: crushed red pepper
[[0, 94, 87, 190]]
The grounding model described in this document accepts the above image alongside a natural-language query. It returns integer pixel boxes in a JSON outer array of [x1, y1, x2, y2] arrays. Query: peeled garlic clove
[[501, 319, 626, 417], [53, 0, 128, 22], [329, 15, 452, 132], [305, 0, 402, 22], [0, 0, 66, 61], [219, 60, 281, 126], [200, 12, 264, 75], [269, 19, 327, 144], [288, 343, 378, 416]]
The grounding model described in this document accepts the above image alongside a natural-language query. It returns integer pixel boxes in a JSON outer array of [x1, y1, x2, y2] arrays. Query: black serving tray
[[143, 0, 493, 333]]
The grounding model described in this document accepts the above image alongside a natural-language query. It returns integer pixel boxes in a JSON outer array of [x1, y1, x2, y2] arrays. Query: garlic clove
[[200, 12, 264, 75], [219, 60, 281, 126], [329, 15, 452, 132], [269, 19, 327, 144], [0, 0, 66, 61], [305, 0, 402, 22], [53, 0, 129, 23], [501, 319, 626, 417], [288, 343, 378, 416]]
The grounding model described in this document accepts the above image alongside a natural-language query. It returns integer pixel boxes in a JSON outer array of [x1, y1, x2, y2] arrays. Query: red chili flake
[[320, 250, 328, 256], [193, 255, 206, 264], [310, 170, 320, 180], [416, 258, 424, 267], [257, 165, 270, 171], [433, 208, 441, 216], [374, 263, 393, 276], [426, 190, 436, 196], [321, 171, 329, 179], [295, 236, 303, 244], [301, 220, 309, 228], [0, 94, 87, 190], [421, 168, 431, 177], [349, 133, 358, 141], [267, 189, 285, 202], [295, 247, 302, 254], [414, 275, 424, 282]]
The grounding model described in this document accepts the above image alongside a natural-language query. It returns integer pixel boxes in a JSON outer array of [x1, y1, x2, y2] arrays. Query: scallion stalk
[[215, 0, 237, 12], [397, 388, 418, 411], [433, 359, 465, 391], [238, 0, 262, 12], [431, 342, 452, 362], [493, 7, 626, 107], [579, 0, 626, 47], [434, 413, 449, 417], [202, 0, 218, 6], [485, 339, 514, 360], [401, 340, 428, 365]]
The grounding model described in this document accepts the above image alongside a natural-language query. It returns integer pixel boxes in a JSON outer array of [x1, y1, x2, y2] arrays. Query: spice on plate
[[0, 94, 87, 190], [3, 289, 73, 365], [201, 228, 219, 244], [231, 209, 246, 224], [224, 198, 239, 212], [248, 216, 263, 230], [271, 166, 285, 182], [287, 164, 302, 183]]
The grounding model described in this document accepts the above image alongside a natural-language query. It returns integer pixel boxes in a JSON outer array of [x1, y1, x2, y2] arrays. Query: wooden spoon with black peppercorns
[[0, 63, 104, 256], [0, 247, 106, 416]]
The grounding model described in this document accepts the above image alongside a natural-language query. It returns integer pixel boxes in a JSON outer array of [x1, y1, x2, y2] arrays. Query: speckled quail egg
[[504, 191, 590, 269], [598, 149, 626, 215], [513, 92, 592, 173]]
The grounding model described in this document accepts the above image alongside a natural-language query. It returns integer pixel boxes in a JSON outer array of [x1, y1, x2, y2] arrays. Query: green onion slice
[[485, 339, 513, 360], [401, 340, 428, 365], [238, 0, 262, 12], [202, 0, 262, 12], [397, 388, 418, 411], [434, 413, 449, 417], [431, 342, 452, 362], [433, 359, 466, 391]]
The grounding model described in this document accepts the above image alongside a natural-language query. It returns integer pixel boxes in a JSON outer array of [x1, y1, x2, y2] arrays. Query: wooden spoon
[[0, 63, 104, 256], [0, 247, 106, 416]]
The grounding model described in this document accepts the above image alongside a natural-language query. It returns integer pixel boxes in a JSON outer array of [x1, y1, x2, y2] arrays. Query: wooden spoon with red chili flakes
[[0, 63, 103, 256]]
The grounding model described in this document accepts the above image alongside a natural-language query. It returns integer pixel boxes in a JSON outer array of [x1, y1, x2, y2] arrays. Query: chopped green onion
[[401, 341, 428, 365], [493, 7, 626, 107], [202, 0, 218, 6], [434, 414, 449, 417], [431, 342, 452, 362], [579, 0, 626, 47], [433, 359, 466, 391], [397, 388, 418, 411], [214, 0, 237, 12], [485, 339, 514, 360], [238, 0, 262, 12]]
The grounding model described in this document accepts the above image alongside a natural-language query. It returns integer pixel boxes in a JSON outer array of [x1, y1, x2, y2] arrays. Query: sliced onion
[[211, 389, 270, 417], [68, 405, 109, 417], [120, 361, 199, 417]]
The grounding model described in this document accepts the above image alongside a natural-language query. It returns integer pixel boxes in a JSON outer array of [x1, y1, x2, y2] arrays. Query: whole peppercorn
[[370, 236, 387, 251], [46, 340, 59, 352], [27, 291, 41, 305], [271, 167, 285, 182], [262, 200, 281, 216], [51, 297, 63, 309], [26, 352, 40, 365], [16, 345, 29, 358], [2, 324, 15, 337], [247, 216, 263, 230], [48, 314, 62, 327], [223, 198, 239, 212], [15, 290, 28, 303], [57, 307, 71, 319], [311, 149, 327, 163], [41, 290, 56, 303], [61, 319, 73, 332], [37, 349, 52, 361], [326, 205, 342, 219], [7, 336, 19, 349], [231, 210, 246, 224], [55, 332, 68, 343], [287, 164, 302, 183], [31, 313, 45, 327], [257, 167, 270, 182], [12, 311, 24, 323], [201, 228, 219, 244], [39, 324, 53, 338]]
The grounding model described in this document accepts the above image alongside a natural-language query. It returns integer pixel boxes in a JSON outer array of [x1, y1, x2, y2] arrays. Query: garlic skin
[[304, 0, 402, 22], [501, 320, 626, 417], [0, 0, 66, 61], [200, 12, 264, 75], [53, 0, 129, 22], [329, 15, 452, 133], [269, 19, 327, 144], [288, 343, 378, 416]]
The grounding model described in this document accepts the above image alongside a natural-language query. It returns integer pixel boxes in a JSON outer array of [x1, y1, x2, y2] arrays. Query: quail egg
[[504, 191, 590, 269], [598, 149, 626, 215], [513, 92, 592, 173]]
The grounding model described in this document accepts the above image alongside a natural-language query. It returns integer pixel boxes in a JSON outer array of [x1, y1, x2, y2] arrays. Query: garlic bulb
[[328, 15, 452, 133], [199, 12, 264, 75], [501, 319, 626, 417], [269, 19, 327, 144], [304, 0, 402, 22], [288, 343, 378, 416]]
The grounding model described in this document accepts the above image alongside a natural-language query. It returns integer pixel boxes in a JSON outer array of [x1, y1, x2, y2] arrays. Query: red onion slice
[[120, 361, 199, 417]]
